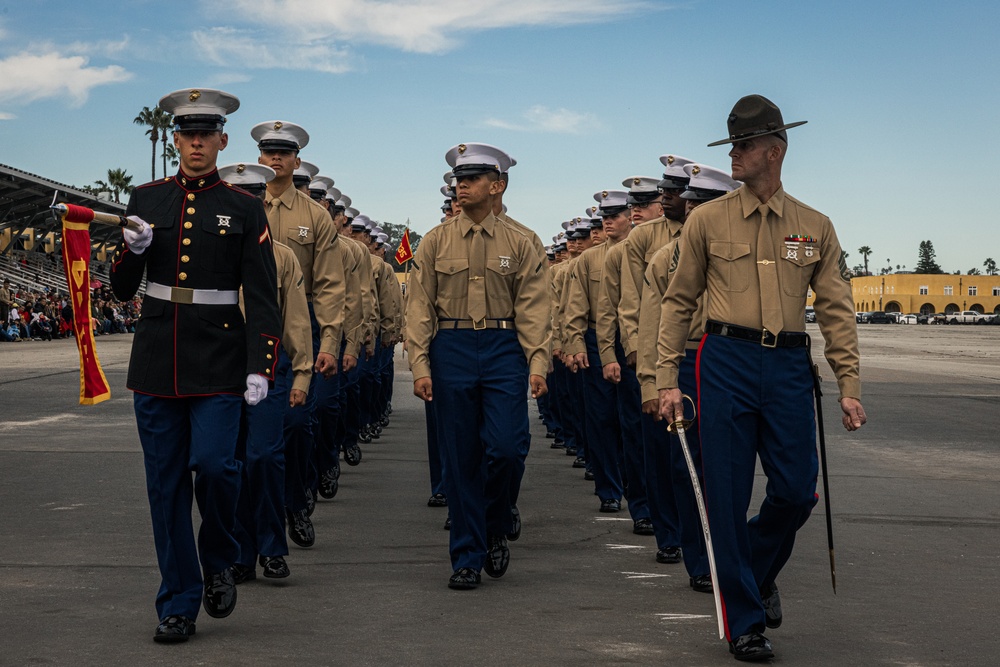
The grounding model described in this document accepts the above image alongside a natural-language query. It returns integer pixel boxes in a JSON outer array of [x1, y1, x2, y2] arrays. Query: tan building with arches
[[848, 275, 1000, 315]]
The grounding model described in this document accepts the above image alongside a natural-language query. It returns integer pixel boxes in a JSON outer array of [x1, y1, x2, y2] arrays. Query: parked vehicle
[[858, 311, 874, 323], [947, 311, 990, 324], [898, 314, 918, 324], [930, 313, 949, 324], [867, 311, 892, 324]]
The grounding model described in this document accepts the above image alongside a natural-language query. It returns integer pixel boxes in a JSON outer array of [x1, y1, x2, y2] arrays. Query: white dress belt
[[145, 282, 239, 306]]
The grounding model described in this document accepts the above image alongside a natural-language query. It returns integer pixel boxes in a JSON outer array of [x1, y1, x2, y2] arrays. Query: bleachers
[[1, 249, 144, 299]]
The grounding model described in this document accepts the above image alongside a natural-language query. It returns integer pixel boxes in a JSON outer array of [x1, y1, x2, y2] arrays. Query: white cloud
[[484, 105, 599, 134], [193, 27, 352, 74], [64, 36, 132, 58], [0, 112, 16, 121], [224, 0, 653, 54], [0, 51, 132, 106]]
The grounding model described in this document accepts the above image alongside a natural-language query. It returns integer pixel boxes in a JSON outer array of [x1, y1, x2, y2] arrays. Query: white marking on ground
[[605, 543, 645, 550], [656, 613, 713, 621], [594, 517, 632, 521], [620, 571, 671, 579], [0, 414, 73, 431]]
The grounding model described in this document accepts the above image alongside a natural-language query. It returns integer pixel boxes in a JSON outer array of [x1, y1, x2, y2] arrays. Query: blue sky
[[2, 0, 998, 273]]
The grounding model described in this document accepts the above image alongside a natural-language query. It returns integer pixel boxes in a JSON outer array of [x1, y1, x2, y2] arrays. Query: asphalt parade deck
[[1, 326, 998, 666]]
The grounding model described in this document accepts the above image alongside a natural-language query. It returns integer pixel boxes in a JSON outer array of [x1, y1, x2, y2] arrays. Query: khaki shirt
[[374, 256, 398, 338], [549, 262, 567, 352], [636, 241, 705, 402], [596, 239, 627, 365], [331, 228, 365, 356], [265, 183, 344, 356], [554, 256, 579, 351], [499, 212, 547, 264], [620, 216, 683, 354], [563, 243, 608, 357], [406, 212, 552, 380], [240, 242, 313, 395], [661, 185, 860, 399]]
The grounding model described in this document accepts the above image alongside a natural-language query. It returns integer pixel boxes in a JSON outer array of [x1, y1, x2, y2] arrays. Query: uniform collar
[[266, 182, 298, 210], [175, 168, 221, 190], [739, 184, 785, 219], [457, 211, 497, 237]]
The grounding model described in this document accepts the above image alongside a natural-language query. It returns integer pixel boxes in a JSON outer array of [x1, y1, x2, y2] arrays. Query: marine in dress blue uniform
[[110, 88, 281, 643]]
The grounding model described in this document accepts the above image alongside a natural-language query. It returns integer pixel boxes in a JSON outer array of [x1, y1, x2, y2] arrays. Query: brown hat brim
[[707, 120, 807, 147]]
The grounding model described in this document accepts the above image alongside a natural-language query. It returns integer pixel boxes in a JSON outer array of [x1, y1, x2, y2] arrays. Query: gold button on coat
[[182, 238, 191, 246], [187, 208, 195, 214], [178, 272, 188, 281], [184, 222, 193, 229], [180, 255, 190, 263], [187, 194, 195, 201]]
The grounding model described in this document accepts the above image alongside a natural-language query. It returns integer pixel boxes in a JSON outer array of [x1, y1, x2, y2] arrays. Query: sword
[[811, 362, 837, 593], [668, 394, 725, 639], [51, 202, 144, 232]]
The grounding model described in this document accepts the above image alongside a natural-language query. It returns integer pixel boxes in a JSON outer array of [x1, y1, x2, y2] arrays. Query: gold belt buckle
[[761, 329, 778, 348], [473, 318, 486, 331], [172, 287, 194, 305]]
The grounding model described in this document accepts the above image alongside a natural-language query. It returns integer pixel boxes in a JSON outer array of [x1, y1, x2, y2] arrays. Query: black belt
[[704, 320, 809, 349], [439, 318, 516, 331]]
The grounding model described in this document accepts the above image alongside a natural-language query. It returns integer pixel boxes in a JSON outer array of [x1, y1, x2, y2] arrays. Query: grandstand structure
[[1, 163, 132, 297]]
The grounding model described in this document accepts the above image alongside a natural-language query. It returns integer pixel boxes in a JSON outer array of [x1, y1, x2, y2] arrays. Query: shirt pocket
[[708, 241, 752, 292], [285, 225, 315, 248], [435, 257, 469, 302], [780, 249, 822, 297]]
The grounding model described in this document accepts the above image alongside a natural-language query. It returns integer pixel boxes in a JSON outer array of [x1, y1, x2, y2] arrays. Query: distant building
[[849, 275, 1000, 315]]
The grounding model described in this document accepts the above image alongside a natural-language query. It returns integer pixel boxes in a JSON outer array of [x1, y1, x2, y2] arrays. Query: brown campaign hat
[[707, 94, 807, 147]]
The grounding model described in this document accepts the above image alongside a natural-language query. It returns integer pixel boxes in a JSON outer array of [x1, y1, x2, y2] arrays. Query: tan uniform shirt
[[620, 216, 683, 354], [549, 262, 568, 353], [563, 243, 609, 357], [240, 242, 313, 395], [661, 185, 860, 399], [374, 256, 398, 339], [406, 212, 552, 380], [338, 235, 374, 358], [554, 256, 579, 352], [637, 241, 705, 402], [265, 184, 345, 355], [596, 239, 627, 365]]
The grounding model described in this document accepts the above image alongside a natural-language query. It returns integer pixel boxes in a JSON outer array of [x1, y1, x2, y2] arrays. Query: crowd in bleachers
[[0, 249, 142, 343]]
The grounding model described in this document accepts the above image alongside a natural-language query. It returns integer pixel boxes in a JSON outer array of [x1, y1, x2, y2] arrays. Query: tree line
[[844, 240, 996, 277]]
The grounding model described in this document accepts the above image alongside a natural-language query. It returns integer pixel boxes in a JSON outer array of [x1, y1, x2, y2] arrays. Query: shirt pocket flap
[[437, 258, 470, 276], [285, 227, 314, 246], [201, 216, 244, 237], [487, 257, 519, 276], [709, 241, 752, 261], [781, 250, 822, 267]]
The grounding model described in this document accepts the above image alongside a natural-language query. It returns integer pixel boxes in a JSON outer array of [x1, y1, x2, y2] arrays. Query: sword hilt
[[666, 394, 697, 433]]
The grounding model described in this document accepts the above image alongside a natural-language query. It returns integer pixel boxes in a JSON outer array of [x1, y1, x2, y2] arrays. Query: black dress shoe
[[584, 470, 595, 481], [565, 447, 577, 456], [304, 487, 316, 517], [572, 456, 586, 469], [259, 555, 291, 579], [231, 563, 256, 584], [443, 516, 451, 530], [633, 518, 655, 535], [729, 631, 773, 661], [599, 498, 621, 513], [760, 582, 782, 628], [203, 569, 237, 618], [656, 547, 682, 563], [448, 567, 481, 590], [358, 427, 372, 444], [544, 430, 556, 438], [507, 505, 521, 541], [550, 438, 565, 449], [287, 509, 315, 548], [344, 443, 362, 466], [689, 574, 713, 593], [318, 468, 339, 499], [154, 615, 196, 643], [484, 534, 510, 578], [427, 493, 448, 507]]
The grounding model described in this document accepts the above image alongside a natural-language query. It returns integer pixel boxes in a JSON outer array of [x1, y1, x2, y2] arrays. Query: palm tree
[[134, 106, 173, 180], [162, 144, 180, 172], [106, 168, 134, 204], [858, 245, 872, 275], [158, 108, 174, 176], [984, 258, 997, 275]]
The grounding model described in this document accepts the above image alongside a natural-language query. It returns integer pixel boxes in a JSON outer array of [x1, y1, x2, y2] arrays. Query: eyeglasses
[[628, 201, 655, 210]]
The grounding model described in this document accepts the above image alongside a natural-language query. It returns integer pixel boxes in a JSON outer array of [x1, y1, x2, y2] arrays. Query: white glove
[[244, 374, 269, 406], [123, 216, 153, 254]]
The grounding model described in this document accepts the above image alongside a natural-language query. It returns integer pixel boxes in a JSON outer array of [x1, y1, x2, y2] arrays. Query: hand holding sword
[[662, 391, 726, 640]]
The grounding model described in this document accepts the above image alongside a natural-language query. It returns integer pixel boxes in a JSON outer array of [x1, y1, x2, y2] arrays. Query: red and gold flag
[[60, 205, 111, 405], [394, 228, 413, 265]]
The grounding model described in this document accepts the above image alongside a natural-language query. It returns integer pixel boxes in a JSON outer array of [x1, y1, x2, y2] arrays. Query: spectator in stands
[[3, 320, 20, 342], [61, 300, 74, 338], [31, 312, 53, 341]]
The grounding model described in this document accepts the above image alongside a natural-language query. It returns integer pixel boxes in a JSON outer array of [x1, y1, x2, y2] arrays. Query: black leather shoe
[[484, 534, 510, 579], [427, 493, 448, 507], [729, 631, 773, 661], [231, 563, 256, 585], [448, 567, 481, 590], [154, 615, 196, 643], [379, 416, 389, 427], [584, 470, 595, 481], [633, 518, 654, 535], [287, 509, 315, 548], [551, 439, 565, 449], [507, 505, 521, 541], [760, 582, 782, 628], [599, 498, 621, 513], [259, 555, 290, 579], [545, 430, 556, 438], [319, 467, 339, 499], [443, 516, 451, 530], [344, 443, 362, 466], [358, 427, 372, 444], [565, 447, 577, 456], [304, 487, 316, 517], [690, 574, 713, 593], [572, 456, 586, 469], [203, 569, 237, 618], [656, 547, 682, 563]]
